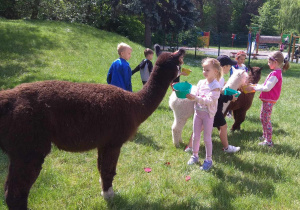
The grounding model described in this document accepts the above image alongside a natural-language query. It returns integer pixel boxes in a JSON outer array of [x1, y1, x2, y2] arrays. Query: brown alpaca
[[0, 49, 185, 210], [224, 66, 262, 131]]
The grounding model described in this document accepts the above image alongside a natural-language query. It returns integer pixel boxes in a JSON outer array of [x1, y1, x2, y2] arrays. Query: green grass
[[1, 18, 300, 209]]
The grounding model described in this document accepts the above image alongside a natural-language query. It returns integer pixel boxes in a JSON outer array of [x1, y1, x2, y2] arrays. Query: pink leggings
[[260, 102, 274, 142], [192, 110, 213, 161]]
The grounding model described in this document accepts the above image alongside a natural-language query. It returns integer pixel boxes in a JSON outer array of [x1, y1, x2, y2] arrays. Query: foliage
[[118, 0, 199, 47], [180, 26, 204, 48], [278, 0, 300, 34], [103, 15, 145, 44], [251, 0, 280, 35], [251, 0, 300, 35]]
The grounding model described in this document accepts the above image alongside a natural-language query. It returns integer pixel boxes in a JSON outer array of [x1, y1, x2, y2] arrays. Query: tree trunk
[[144, 18, 152, 48], [31, 0, 41, 19]]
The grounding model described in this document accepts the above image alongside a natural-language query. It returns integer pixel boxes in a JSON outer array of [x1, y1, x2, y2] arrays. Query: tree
[[0, 0, 20, 19], [278, 0, 300, 33], [31, 0, 41, 19], [251, 0, 280, 35], [118, 0, 199, 47]]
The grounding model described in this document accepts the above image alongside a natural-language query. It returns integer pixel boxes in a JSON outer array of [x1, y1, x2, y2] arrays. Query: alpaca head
[[247, 66, 262, 84], [223, 70, 248, 91], [154, 44, 162, 57], [154, 49, 186, 82]]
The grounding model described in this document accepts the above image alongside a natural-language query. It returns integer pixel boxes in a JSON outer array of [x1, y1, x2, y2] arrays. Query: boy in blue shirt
[[107, 43, 133, 91]]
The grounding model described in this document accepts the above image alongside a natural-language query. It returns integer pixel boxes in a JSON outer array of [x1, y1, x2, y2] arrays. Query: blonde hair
[[269, 51, 290, 71], [117, 42, 132, 55], [202, 58, 223, 81]]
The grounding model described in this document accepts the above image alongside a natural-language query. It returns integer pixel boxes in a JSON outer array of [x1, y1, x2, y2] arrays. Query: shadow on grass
[[0, 22, 59, 88], [106, 193, 205, 210], [211, 167, 276, 209], [132, 132, 162, 151]]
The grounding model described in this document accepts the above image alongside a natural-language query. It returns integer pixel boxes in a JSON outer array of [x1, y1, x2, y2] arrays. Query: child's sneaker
[[187, 155, 199, 165], [184, 146, 193, 153], [258, 136, 265, 141], [200, 160, 213, 171], [224, 145, 240, 153], [258, 140, 273, 147]]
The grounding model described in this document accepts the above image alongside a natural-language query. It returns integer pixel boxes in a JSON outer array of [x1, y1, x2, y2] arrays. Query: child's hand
[[186, 94, 196, 101], [244, 85, 255, 92], [180, 71, 188, 76], [170, 82, 178, 91], [231, 94, 238, 102]]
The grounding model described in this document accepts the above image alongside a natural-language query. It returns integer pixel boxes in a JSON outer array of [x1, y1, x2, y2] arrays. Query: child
[[230, 51, 248, 76], [185, 55, 240, 154], [213, 55, 241, 152], [132, 48, 154, 85], [247, 51, 289, 146], [107, 42, 133, 91], [186, 58, 222, 171]]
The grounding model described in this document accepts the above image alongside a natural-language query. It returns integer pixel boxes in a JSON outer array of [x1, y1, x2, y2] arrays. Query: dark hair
[[144, 48, 154, 57]]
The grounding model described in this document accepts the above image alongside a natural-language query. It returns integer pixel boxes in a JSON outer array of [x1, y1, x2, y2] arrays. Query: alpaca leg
[[98, 146, 121, 199], [172, 114, 190, 147], [5, 152, 46, 210], [231, 109, 246, 131]]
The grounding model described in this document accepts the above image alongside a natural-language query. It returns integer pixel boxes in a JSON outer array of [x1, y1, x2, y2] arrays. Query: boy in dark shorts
[[214, 55, 240, 153]]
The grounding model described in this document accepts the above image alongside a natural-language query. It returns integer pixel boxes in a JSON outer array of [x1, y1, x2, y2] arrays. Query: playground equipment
[[290, 35, 300, 63], [247, 28, 293, 62], [252, 31, 292, 55], [198, 31, 210, 48], [247, 27, 260, 57]]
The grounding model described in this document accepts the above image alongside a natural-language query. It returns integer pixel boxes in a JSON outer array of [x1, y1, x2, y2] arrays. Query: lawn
[[1, 18, 300, 210]]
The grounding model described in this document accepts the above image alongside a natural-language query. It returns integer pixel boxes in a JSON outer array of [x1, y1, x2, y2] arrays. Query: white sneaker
[[184, 146, 193, 153], [224, 145, 240, 153], [187, 155, 199, 165], [258, 136, 265, 141]]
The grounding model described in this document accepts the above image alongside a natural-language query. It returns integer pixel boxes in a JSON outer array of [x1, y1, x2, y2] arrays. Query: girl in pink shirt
[[186, 58, 223, 170], [247, 51, 289, 146]]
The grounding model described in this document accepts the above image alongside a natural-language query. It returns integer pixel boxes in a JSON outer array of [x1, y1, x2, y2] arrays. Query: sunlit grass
[[1, 18, 300, 209]]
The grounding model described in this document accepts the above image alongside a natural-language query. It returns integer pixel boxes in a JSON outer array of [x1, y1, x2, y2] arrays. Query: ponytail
[[283, 58, 290, 71], [216, 70, 223, 81]]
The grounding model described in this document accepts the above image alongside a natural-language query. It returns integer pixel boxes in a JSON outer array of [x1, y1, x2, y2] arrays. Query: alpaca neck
[[136, 67, 174, 123]]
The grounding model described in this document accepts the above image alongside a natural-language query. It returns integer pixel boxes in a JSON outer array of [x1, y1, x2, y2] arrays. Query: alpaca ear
[[259, 67, 263, 72], [154, 44, 162, 57], [248, 66, 253, 74], [173, 48, 186, 57]]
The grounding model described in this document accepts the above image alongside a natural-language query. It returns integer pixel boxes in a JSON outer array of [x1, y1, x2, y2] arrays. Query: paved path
[[194, 48, 273, 60]]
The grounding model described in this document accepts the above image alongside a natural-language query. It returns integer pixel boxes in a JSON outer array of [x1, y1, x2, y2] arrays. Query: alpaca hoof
[[101, 187, 114, 200]]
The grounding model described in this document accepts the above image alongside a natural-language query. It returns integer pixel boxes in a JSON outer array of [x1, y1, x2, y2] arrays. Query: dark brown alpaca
[[0, 49, 185, 210], [224, 66, 262, 131]]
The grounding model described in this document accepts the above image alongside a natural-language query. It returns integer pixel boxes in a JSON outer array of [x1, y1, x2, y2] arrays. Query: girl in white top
[[230, 51, 248, 76], [186, 58, 223, 171]]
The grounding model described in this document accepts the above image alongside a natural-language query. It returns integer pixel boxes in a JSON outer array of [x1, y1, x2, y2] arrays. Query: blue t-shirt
[[107, 58, 132, 91]]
